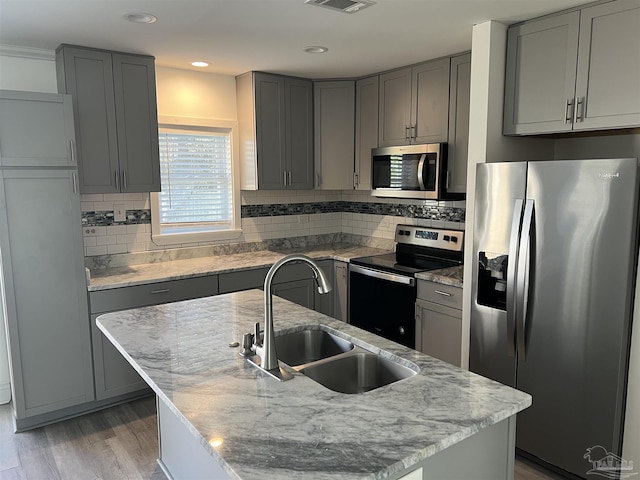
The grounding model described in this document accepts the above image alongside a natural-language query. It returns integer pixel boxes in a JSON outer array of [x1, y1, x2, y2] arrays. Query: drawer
[[90, 275, 219, 313], [417, 281, 462, 310]]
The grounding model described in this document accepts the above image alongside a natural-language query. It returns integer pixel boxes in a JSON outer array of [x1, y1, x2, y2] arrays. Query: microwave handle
[[417, 154, 427, 190]]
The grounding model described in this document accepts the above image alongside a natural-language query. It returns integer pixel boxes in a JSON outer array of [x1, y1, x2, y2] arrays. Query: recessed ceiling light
[[125, 12, 157, 24], [191, 61, 209, 68], [304, 46, 328, 54]]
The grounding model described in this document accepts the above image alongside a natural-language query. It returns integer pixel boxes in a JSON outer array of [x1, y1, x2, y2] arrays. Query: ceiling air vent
[[305, 0, 375, 14]]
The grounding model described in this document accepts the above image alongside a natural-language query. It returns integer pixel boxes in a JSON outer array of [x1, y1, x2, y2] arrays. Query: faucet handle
[[254, 322, 263, 347]]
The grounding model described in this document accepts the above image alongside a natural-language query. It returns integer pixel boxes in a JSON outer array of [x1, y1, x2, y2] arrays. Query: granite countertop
[[415, 265, 464, 287], [88, 244, 390, 291], [97, 289, 531, 480]]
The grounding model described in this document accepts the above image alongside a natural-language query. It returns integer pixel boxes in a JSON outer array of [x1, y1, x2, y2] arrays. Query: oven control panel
[[394, 225, 464, 252]]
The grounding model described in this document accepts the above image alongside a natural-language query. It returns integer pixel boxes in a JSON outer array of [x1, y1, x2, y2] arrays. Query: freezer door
[[517, 158, 638, 476], [470, 162, 527, 387]]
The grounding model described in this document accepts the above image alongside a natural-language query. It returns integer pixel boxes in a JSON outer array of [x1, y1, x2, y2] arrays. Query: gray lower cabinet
[[446, 53, 471, 195], [333, 261, 348, 321], [218, 260, 335, 317], [89, 276, 219, 401], [415, 281, 462, 367], [313, 81, 355, 190], [378, 58, 450, 147], [55, 44, 160, 193], [354, 76, 379, 191], [236, 72, 313, 190], [504, 0, 640, 135], [0, 90, 93, 427]]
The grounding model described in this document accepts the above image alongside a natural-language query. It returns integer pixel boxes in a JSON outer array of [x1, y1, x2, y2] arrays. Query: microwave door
[[417, 154, 427, 190]]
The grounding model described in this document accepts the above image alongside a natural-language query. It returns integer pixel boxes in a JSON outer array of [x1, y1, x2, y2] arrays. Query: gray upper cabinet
[[0, 90, 76, 168], [574, 0, 640, 130], [378, 58, 450, 147], [354, 76, 379, 191], [313, 81, 355, 190], [446, 53, 471, 194], [504, 0, 640, 135], [378, 68, 412, 146], [56, 45, 160, 193], [236, 72, 313, 190]]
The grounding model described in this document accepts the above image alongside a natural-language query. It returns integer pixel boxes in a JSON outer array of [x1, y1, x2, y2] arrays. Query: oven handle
[[350, 264, 415, 286]]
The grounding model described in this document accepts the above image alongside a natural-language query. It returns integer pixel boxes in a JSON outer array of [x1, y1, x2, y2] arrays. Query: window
[[151, 119, 241, 245]]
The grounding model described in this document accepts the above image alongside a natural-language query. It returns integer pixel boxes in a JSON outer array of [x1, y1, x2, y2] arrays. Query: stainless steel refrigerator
[[470, 158, 639, 478]]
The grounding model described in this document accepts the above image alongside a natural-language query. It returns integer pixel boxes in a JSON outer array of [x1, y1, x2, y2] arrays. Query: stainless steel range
[[349, 225, 463, 348]]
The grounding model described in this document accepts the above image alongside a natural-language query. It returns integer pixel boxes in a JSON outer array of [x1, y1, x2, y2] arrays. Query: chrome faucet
[[253, 254, 332, 379]]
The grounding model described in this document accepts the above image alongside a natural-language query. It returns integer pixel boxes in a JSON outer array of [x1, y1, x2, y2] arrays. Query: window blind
[[158, 130, 232, 229]]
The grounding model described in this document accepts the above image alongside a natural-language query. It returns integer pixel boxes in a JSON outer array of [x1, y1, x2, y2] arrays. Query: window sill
[[151, 229, 243, 246]]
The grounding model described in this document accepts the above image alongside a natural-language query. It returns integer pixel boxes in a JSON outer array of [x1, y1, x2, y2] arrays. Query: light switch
[[114, 203, 127, 222]]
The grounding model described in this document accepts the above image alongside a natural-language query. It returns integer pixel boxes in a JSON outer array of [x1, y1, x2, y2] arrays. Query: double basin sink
[[274, 327, 418, 394]]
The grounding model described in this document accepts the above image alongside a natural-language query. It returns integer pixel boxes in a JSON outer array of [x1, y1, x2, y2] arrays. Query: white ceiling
[[0, 0, 594, 79]]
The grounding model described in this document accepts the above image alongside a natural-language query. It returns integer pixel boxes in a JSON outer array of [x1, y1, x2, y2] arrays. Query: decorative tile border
[[82, 210, 151, 227], [241, 201, 465, 222], [82, 201, 465, 227]]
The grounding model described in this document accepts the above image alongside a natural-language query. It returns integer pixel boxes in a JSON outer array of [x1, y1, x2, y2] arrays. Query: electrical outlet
[[114, 203, 127, 222]]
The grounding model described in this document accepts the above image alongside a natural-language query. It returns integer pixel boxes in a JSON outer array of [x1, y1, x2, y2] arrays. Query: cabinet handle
[[72, 172, 78, 194], [411, 124, 417, 140], [317, 172, 321, 187], [287, 171, 292, 186], [576, 97, 585, 122], [446, 171, 451, 190], [114, 170, 120, 190], [434, 290, 452, 297], [151, 288, 171, 295], [122, 170, 127, 191], [405, 125, 410, 140], [70, 140, 77, 164], [353, 172, 359, 189], [564, 99, 574, 124]]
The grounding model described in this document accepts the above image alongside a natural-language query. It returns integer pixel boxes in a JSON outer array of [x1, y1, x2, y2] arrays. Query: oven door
[[348, 264, 416, 349]]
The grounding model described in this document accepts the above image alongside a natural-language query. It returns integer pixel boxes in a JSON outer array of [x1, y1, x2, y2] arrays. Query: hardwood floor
[[0, 397, 165, 480], [0, 396, 568, 480]]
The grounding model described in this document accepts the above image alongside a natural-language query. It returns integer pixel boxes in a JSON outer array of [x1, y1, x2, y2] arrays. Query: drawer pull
[[151, 288, 171, 295], [434, 290, 452, 297]]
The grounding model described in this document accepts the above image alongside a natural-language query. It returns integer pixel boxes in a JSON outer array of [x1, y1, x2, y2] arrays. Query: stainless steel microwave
[[371, 143, 460, 200]]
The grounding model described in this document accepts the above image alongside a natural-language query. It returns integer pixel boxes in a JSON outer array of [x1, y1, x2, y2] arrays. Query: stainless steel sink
[[300, 352, 417, 394], [275, 329, 354, 367]]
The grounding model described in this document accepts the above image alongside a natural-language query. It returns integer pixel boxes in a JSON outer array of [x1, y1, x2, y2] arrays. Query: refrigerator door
[[470, 162, 527, 387], [517, 158, 639, 476]]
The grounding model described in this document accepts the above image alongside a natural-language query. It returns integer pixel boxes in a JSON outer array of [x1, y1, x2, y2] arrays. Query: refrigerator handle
[[506, 198, 525, 358], [516, 199, 535, 360]]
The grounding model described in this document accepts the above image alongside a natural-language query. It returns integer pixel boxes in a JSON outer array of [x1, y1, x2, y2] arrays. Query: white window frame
[[151, 116, 242, 246]]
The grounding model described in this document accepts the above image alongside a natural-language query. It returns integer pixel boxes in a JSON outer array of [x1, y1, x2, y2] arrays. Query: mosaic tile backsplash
[[82, 201, 465, 227]]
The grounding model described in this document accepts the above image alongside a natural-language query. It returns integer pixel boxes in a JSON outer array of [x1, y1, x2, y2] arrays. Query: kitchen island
[[97, 289, 531, 480]]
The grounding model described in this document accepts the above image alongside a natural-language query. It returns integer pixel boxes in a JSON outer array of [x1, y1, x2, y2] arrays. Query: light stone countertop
[[97, 289, 531, 480], [415, 265, 464, 287], [88, 244, 390, 291]]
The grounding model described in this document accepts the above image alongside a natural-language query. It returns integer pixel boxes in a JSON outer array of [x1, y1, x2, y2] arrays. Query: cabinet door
[[378, 68, 412, 147], [574, 0, 640, 130], [56, 46, 120, 192], [0, 91, 76, 168], [112, 54, 161, 192], [91, 314, 148, 400], [354, 76, 378, 191], [273, 278, 315, 310], [255, 73, 287, 189], [503, 12, 580, 135], [415, 299, 462, 367], [412, 58, 450, 144], [333, 261, 348, 321], [446, 53, 471, 195], [0, 169, 94, 419], [313, 81, 355, 190], [285, 77, 314, 189]]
